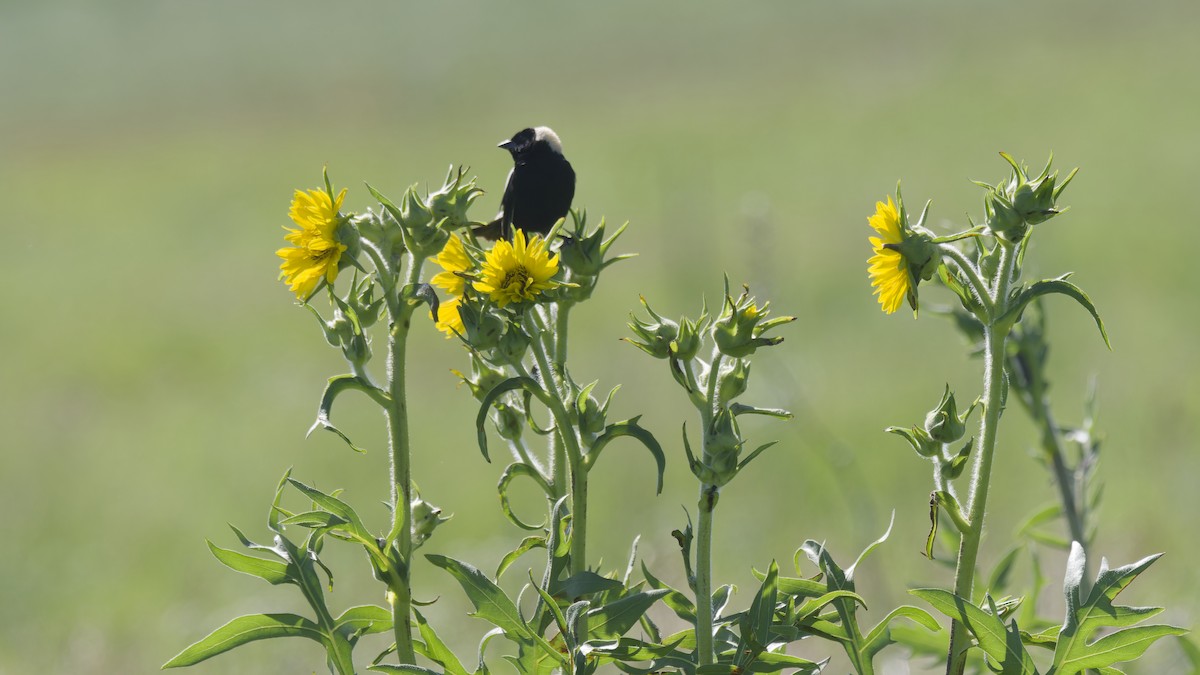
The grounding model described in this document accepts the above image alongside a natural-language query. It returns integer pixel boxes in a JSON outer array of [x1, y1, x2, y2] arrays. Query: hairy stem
[[945, 242, 1016, 675], [694, 484, 717, 668], [384, 251, 424, 665]]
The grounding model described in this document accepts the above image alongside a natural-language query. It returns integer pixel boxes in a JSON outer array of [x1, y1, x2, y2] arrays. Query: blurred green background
[[3, 1, 1198, 672]]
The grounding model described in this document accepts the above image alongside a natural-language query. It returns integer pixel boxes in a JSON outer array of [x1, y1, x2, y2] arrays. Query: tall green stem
[[945, 243, 1016, 675], [693, 350, 725, 668], [384, 251, 423, 665], [694, 484, 717, 667]]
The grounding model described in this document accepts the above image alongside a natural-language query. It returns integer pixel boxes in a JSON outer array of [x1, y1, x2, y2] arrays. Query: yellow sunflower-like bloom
[[473, 230, 559, 307], [867, 196, 910, 315], [432, 295, 465, 337], [277, 187, 348, 300], [431, 234, 472, 296]]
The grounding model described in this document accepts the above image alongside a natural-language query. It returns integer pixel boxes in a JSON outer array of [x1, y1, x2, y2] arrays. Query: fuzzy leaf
[[910, 588, 1036, 674]]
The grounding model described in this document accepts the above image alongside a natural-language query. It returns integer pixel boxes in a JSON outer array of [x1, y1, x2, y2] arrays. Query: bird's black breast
[[502, 152, 576, 235]]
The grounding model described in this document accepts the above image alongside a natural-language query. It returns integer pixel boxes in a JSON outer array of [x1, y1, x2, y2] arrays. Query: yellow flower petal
[[278, 186, 347, 300]]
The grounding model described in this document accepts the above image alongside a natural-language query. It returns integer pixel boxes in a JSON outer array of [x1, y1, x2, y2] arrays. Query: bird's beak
[[497, 139, 517, 151]]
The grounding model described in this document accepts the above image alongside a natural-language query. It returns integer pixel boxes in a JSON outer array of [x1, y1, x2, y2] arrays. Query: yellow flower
[[277, 187, 348, 300], [431, 295, 465, 337], [867, 196, 910, 315], [473, 230, 558, 307], [431, 234, 472, 296]]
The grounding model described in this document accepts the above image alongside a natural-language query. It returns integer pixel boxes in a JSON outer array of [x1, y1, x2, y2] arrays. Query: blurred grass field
[[3, 1, 1198, 672]]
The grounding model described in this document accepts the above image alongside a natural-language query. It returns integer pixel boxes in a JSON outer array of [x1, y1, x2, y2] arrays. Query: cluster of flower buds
[[977, 153, 1077, 242], [452, 353, 526, 441], [630, 283, 792, 489], [887, 385, 975, 481], [310, 273, 383, 371], [556, 211, 634, 303]]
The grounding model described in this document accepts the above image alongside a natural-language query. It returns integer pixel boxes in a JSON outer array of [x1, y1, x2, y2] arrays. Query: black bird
[[475, 126, 576, 240]]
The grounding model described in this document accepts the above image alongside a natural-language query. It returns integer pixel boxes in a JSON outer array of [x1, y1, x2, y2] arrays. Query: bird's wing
[[499, 167, 516, 228]]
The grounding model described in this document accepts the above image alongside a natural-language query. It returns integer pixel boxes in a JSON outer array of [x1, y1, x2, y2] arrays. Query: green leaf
[[1001, 277, 1110, 350], [206, 540, 291, 585], [334, 605, 392, 642], [286, 478, 372, 542], [497, 463, 552, 531], [1050, 543, 1185, 674], [585, 417, 667, 494], [738, 650, 824, 673], [307, 374, 388, 453], [162, 613, 324, 668], [641, 562, 695, 623], [740, 560, 778, 660], [475, 377, 548, 462], [496, 535, 547, 578], [411, 608, 470, 675], [911, 588, 1035, 673], [587, 589, 669, 640], [554, 570, 624, 601], [861, 605, 942, 659], [425, 554, 534, 641]]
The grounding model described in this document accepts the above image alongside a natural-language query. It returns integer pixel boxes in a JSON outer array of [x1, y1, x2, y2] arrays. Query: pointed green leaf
[[497, 463, 552, 531], [206, 540, 291, 585], [910, 588, 1035, 673], [163, 613, 324, 668], [1002, 278, 1110, 349], [496, 536, 547, 578], [475, 377, 547, 462], [585, 417, 666, 494], [425, 554, 533, 640], [587, 589, 669, 640], [307, 374, 388, 453], [641, 562, 695, 623], [409, 608, 470, 675], [286, 478, 371, 542]]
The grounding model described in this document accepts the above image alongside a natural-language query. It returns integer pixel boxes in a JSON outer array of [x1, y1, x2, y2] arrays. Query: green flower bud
[[703, 408, 743, 486], [576, 391, 607, 436], [939, 437, 973, 480], [410, 491, 450, 549], [348, 275, 384, 329], [713, 283, 795, 358], [427, 165, 485, 232], [716, 358, 751, 405], [493, 403, 525, 441], [452, 353, 509, 403], [886, 425, 939, 459], [670, 311, 708, 362], [626, 296, 679, 359], [494, 324, 532, 365], [924, 385, 966, 444], [457, 298, 504, 352], [980, 153, 1077, 240]]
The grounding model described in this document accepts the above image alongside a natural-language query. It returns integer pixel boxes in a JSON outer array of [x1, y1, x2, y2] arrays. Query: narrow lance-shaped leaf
[[308, 374, 389, 453], [163, 613, 325, 668], [475, 377, 550, 462], [1001, 277, 1111, 349], [584, 416, 666, 494], [497, 462, 553, 531]]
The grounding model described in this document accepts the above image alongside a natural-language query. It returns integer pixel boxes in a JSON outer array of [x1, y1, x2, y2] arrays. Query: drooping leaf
[[584, 417, 667, 494], [497, 462, 553, 531], [307, 374, 389, 453]]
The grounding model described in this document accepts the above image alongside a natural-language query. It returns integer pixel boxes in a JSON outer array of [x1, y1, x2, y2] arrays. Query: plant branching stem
[[693, 349, 725, 668], [383, 251, 424, 665], [945, 242, 1016, 675]]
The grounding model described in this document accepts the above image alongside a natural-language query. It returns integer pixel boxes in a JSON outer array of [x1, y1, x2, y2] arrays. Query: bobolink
[[475, 126, 576, 240]]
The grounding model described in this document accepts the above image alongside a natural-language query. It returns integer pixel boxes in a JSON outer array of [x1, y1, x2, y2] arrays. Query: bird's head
[[499, 126, 564, 159]]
